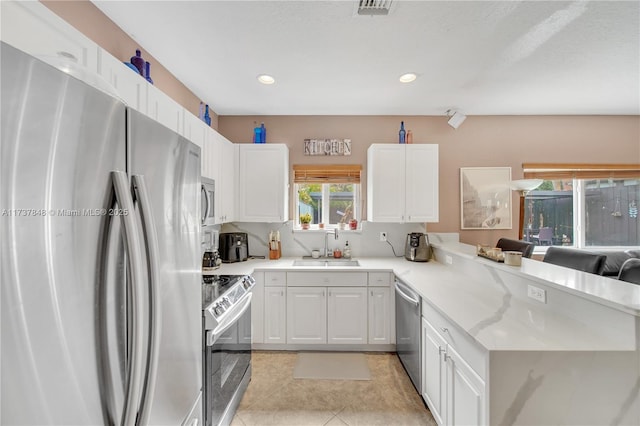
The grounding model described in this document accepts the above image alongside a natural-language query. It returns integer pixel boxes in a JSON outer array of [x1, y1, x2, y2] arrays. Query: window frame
[[294, 182, 361, 230], [527, 177, 640, 254]]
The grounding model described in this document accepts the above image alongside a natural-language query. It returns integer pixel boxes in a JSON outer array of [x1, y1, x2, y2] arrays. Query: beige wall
[[218, 115, 640, 246], [40, 0, 640, 247], [41, 0, 219, 129]]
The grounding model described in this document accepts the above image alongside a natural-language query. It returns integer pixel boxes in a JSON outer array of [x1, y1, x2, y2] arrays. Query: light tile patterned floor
[[232, 351, 436, 426]]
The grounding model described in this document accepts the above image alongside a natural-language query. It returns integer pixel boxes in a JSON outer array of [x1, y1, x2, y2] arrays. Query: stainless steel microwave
[[201, 177, 215, 226]]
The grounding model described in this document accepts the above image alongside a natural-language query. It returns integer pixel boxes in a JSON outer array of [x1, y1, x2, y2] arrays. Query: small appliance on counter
[[202, 250, 221, 272], [404, 233, 431, 262], [219, 232, 249, 263]]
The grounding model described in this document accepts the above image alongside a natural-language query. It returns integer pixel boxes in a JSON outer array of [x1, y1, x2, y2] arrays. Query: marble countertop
[[213, 250, 637, 352]]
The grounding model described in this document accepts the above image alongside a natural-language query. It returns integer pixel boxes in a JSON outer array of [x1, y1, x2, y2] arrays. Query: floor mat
[[293, 352, 371, 380]]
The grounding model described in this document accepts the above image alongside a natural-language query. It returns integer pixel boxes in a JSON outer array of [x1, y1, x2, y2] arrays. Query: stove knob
[[242, 277, 254, 289], [214, 303, 225, 316], [222, 298, 231, 308]]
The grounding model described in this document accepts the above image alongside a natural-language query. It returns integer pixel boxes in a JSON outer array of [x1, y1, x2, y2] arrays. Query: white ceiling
[[92, 0, 640, 116]]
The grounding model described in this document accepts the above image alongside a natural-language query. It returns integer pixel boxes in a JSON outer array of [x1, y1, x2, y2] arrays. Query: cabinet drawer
[[286, 272, 367, 287], [422, 301, 487, 379], [368, 272, 393, 287], [264, 271, 287, 287]]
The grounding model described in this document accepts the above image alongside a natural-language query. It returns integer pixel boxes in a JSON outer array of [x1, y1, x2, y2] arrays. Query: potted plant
[[300, 213, 312, 230]]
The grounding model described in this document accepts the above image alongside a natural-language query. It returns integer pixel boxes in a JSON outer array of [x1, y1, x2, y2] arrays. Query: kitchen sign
[[304, 139, 351, 156]]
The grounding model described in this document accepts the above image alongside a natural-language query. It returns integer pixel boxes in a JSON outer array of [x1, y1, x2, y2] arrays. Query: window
[[522, 164, 640, 249], [293, 164, 361, 228]]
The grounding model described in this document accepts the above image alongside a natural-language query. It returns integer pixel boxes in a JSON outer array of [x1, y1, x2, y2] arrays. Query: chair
[[542, 247, 606, 275], [618, 258, 640, 285], [532, 227, 553, 245], [496, 238, 535, 258]]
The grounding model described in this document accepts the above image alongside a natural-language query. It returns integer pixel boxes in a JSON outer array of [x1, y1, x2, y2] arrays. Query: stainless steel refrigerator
[[1, 42, 202, 425]]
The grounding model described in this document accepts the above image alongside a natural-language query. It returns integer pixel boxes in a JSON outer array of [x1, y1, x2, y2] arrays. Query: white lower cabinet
[[287, 287, 327, 344], [328, 287, 367, 344], [446, 345, 485, 426], [422, 317, 486, 426], [368, 287, 392, 344], [264, 286, 286, 344]]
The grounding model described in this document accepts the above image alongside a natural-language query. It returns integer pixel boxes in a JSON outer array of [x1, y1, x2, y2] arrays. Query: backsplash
[[220, 221, 457, 258]]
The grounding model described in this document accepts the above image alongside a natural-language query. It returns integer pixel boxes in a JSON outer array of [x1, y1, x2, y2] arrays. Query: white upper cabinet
[[237, 144, 289, 223], [1, 1, 97, 74], [145, 84, 183, 135], [367, 144, 439, 223], [216, 135, 237, 223], [97, 49, 146, 113]]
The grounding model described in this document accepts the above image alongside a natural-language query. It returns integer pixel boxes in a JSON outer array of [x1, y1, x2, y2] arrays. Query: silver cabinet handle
[[443, 353, 450, 362], [131, 174, 161, 425], [111, 171, 145, 426], [440, 327, 449, 333]]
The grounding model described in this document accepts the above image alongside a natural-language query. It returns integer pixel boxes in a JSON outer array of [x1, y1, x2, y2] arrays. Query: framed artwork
[[460, 167, 512, 229]]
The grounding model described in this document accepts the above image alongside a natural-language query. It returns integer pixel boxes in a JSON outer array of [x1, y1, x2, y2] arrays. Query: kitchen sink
[[292, 259, 360, 267]]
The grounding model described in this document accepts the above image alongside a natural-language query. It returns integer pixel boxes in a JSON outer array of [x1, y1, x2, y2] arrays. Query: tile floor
[[232, 351, 436, 426]]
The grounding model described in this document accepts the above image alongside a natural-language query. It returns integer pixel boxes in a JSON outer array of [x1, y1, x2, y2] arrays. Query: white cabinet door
[[182, 109, 208, 149], [287, 287, 326, 344], [237, 144, 289, 222], [405, 144, 439, 222], [264, 286, 286, 344], [447, 345, 486, 426], [251, 272, 265, 345], [1, 1, 98, 74], [97, 49, 146, 112], [327, 287, 367, 344], [367, 144, 405, 222], [210, 136, 238, 224], [368, 287, 392, 344], [146, 84, 183, 134], [367, 144, 439, 223], [422, 318, 446, 425]]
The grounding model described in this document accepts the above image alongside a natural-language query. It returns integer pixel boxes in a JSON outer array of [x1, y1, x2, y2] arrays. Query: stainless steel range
[[202, 274, 255, 426]]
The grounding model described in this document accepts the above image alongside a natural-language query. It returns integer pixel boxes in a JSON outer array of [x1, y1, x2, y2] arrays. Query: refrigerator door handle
[[131, 174, 162, 425], [111, 171, 146, 426]]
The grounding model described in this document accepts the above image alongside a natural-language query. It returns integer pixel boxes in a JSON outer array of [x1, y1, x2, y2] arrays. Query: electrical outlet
[[379, 232, 387, 242], [527, 285, 547, 304], [445, 255, 453, 265]]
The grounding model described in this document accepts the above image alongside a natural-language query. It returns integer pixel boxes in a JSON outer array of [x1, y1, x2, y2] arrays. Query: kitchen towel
[[293, 352, 371, 381]]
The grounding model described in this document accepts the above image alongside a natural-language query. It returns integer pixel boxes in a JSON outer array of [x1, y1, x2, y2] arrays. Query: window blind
[[523, 163, 640, 180], [293, 164, 362, 183]]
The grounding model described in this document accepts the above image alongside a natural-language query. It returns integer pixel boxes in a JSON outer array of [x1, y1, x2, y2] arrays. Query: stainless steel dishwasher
[[395, 278, 422, 394]]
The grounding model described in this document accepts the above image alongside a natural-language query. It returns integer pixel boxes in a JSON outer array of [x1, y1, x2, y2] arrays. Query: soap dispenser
[[344, 241, 351, 259]]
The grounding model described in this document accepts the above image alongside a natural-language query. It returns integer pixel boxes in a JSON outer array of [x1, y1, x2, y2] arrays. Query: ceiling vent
[[356, 0, 394, 16]]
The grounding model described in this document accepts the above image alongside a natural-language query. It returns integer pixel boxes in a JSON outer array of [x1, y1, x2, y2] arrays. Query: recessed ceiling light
[[399, 73, 417, 83], [257, 74, 275, 85]]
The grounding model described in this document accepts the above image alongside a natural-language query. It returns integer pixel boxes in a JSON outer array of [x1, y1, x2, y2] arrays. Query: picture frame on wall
[[460, 167, 512, 230]]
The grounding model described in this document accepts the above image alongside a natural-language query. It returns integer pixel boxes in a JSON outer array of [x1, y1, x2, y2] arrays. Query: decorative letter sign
[[304, 139, 352, 156]]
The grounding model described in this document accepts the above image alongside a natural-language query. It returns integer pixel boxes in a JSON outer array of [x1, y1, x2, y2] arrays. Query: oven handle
[[207, 292, 252, 346]]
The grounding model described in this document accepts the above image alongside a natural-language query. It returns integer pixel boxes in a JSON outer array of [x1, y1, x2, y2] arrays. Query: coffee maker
[[404, 233, 430, 262]]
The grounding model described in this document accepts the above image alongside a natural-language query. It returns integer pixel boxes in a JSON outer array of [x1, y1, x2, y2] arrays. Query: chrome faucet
[[324, 229, 338, 257]]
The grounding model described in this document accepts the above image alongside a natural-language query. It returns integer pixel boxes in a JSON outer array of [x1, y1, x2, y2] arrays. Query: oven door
[[204, 293, 252, 426], [201, 178, 215, 226]]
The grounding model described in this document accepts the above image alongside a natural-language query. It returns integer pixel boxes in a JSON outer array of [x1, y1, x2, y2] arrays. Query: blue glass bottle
[[199, 102, 204, 121], [260, 122, 266, 143], [145, 61, 153, 84], [204, 105, 211, 126], [399, 121, 406, 144], [130, 49, 144, 75], [253, 125, 262, 143]]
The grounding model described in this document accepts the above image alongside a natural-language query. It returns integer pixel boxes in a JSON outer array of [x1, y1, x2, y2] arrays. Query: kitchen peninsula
[[217, 237, 640, 426]]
